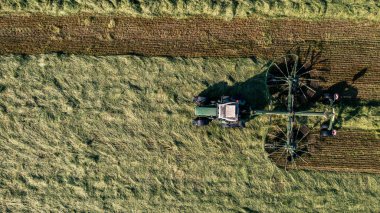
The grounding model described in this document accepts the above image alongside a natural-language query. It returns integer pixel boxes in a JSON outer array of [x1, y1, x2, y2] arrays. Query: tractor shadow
[[196, 46, 330, 113], [197, 71, 269, 119], [197, 45, 332, 115]]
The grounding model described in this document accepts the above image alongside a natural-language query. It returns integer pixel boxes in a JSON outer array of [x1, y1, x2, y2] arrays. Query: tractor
[[192, 96, 249, 128]]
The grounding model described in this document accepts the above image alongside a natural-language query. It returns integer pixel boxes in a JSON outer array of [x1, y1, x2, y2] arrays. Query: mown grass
[[0, 0, 380, 21], [0, 54, 379, 212]]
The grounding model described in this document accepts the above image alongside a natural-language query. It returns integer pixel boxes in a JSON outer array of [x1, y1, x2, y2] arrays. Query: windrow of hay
[[0, 0, 380, 21]]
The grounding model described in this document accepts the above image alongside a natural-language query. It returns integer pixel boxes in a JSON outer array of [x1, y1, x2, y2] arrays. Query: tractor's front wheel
[[193, 96, 208, 106]]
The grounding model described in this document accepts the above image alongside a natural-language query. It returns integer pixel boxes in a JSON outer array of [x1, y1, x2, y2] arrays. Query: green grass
[[0, 0, 380, 21], [1, 1, 379, 212], [0, 54, 379, 212]]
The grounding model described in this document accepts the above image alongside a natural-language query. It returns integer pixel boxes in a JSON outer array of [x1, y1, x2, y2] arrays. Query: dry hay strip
[[269, 130, 380, 173], [0, 15, 379, 99]]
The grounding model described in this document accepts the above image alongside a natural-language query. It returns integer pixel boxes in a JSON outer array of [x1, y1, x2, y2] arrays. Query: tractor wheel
[[323, 93, 333, 99], [320, 129, 336, 137], [322, 93, 338, 105], [320, 123, 329, 130], [322, 93, 332, 105], [192, 118, 210, 126], [221, 123, 235, 128], [221, 121, 245, 128], [193, 96, 208, 106], [333, 93, 339, 101]]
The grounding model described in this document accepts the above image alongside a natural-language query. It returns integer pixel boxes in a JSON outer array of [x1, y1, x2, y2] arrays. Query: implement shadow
[[282, 45, 378, 128], [325, 80, 380, 129]]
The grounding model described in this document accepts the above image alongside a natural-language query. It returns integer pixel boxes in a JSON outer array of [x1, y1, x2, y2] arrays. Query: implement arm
[[254, 109, 336, 130]]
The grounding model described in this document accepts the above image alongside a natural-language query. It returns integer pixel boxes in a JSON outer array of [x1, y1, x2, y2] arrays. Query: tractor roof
[[218, 103, 239, 121]]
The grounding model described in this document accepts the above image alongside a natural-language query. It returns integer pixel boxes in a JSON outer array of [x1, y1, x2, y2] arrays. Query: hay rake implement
[[255, 54, 338, 169], [192, 54, 339, 170]]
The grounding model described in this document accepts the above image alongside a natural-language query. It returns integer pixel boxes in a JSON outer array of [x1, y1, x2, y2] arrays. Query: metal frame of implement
[[253, 54, 337, 163]]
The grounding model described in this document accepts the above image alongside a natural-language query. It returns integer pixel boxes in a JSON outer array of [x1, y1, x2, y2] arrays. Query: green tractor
[[192, 96, 249, 128]]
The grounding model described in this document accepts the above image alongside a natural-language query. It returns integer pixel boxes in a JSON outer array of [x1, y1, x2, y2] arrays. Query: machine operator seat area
[[218, 103, 239, 122]]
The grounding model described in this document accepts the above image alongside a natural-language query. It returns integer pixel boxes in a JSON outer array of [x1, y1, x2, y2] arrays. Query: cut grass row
[[1, 0, 380, 21]]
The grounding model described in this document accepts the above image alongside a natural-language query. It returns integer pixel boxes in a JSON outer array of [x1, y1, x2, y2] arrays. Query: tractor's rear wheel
[[192, 117, 210, 126], [221, 121, 245, 128]]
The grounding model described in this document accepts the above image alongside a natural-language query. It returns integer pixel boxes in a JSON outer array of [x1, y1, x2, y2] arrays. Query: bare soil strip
[[0, 15, 379, 100], [269, 130, 380, 173]]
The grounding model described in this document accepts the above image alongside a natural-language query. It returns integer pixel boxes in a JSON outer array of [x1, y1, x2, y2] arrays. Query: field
[[0, 0, 380, 212], [1, 16, 379, 99]]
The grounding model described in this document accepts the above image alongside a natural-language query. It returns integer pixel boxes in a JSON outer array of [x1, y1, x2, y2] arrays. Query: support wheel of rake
[[322, 93, 339, 105], [320, 129, 337, 137]]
